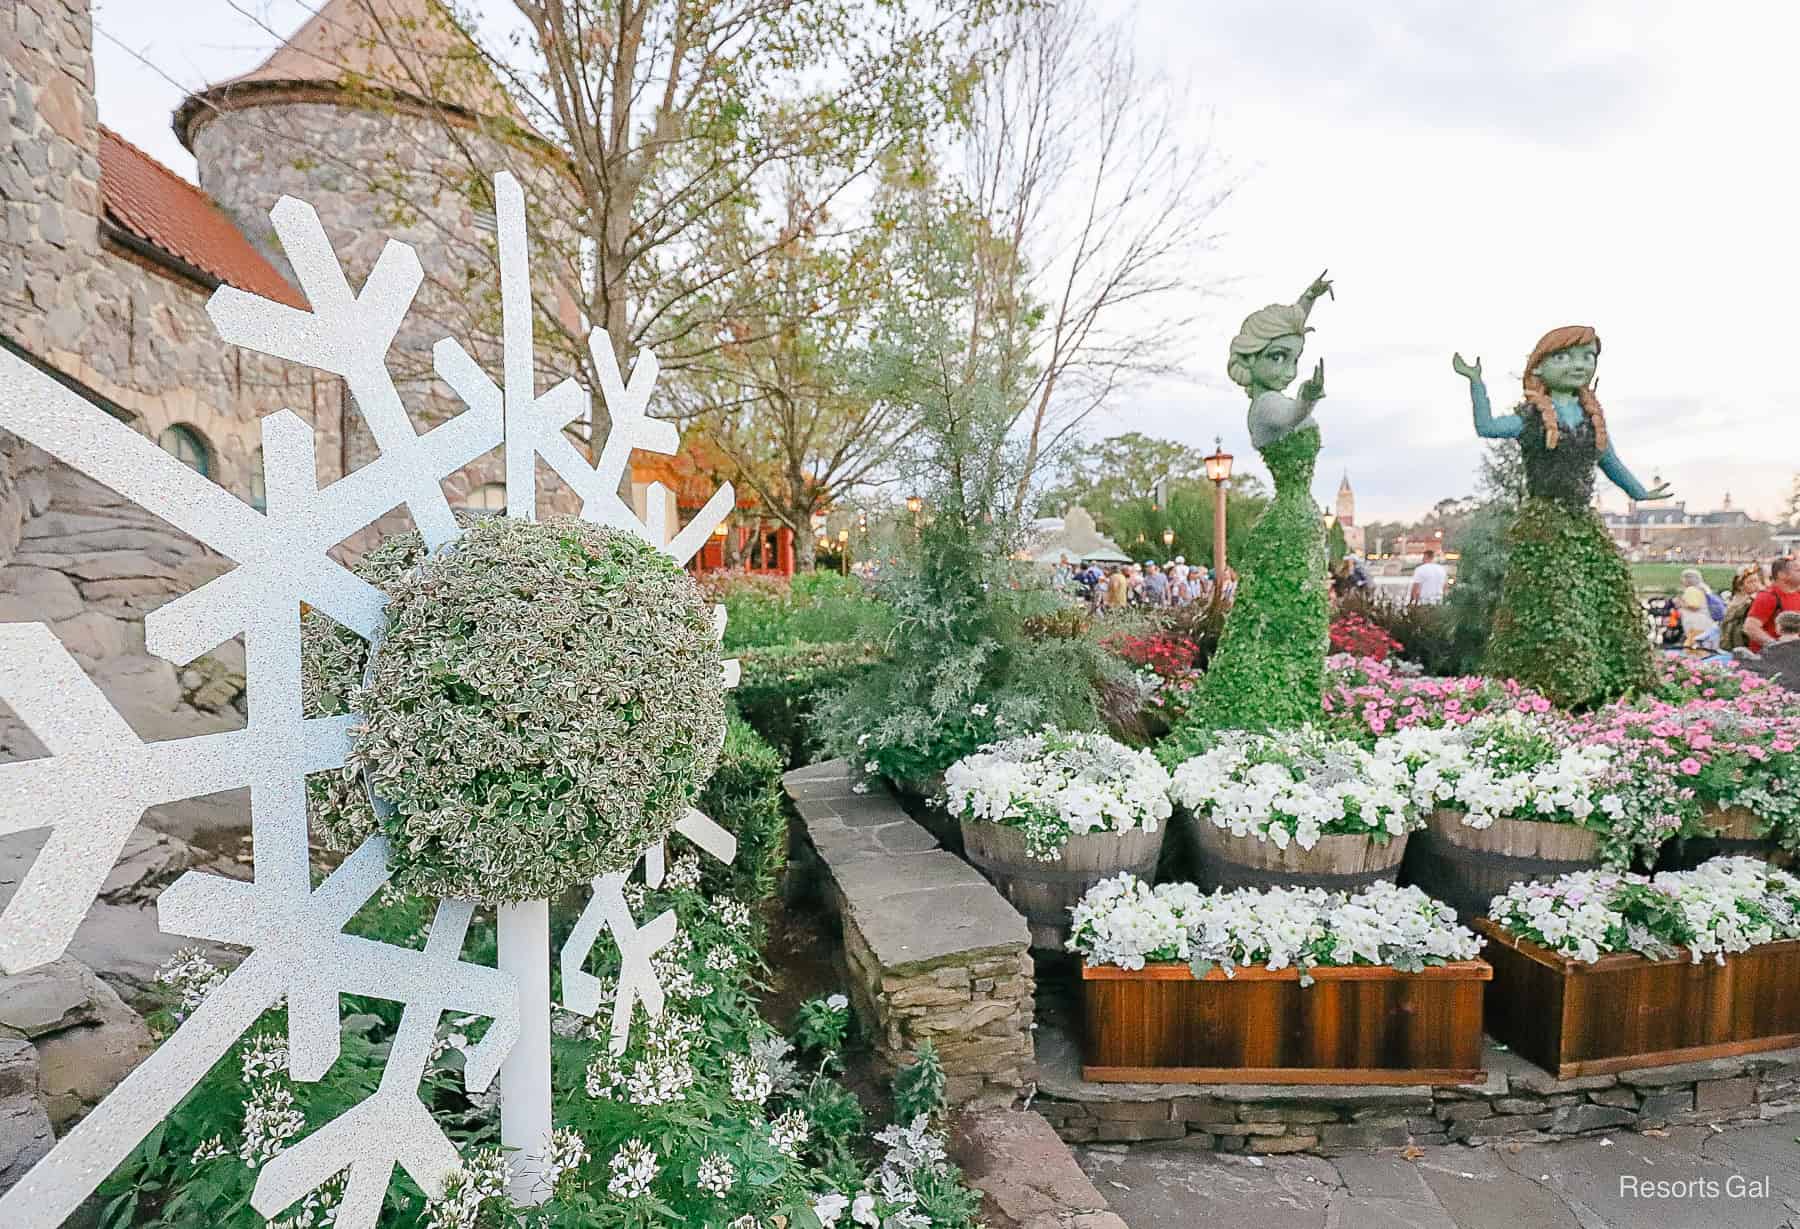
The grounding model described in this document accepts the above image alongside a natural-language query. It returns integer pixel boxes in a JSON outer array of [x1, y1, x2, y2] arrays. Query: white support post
[[496, 899, 552, 1204]]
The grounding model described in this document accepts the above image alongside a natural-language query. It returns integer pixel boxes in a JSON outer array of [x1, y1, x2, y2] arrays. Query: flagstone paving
[[1076, 1118, 1800, 1228]]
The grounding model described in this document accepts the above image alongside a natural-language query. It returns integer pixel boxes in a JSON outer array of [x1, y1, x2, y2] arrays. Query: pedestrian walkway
[[1076, 1118, 1800, 1228]]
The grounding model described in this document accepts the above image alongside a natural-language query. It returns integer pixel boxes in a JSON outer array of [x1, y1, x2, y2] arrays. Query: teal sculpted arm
[[1599, 445, 1671, 501], [1452, 354, 1522, 439], [1469, 378, 1523, 439]]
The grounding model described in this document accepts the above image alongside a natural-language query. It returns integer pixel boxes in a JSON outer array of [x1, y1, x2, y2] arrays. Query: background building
[[1601, 491, 1773, 561]]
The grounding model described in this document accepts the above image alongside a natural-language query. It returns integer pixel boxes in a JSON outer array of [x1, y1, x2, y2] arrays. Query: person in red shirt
[[1745, 556, 1800, 651]]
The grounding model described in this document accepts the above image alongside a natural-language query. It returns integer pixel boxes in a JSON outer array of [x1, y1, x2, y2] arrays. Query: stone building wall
[[0, 0, 590, 748], [2, 3, 343, 513]]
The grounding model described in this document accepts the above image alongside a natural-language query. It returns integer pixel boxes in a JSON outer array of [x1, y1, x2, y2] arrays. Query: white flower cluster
[[768, 1108, 811, 1158], [698, 1152, 737, 1197], [239, 1032, 290, 1085], [238, 1080, 305, 1170], [1490, 857, 1800, 965], [607, 1138, 660, 1201], [946, 730, 1173, 861], [542, 1126, 590, 1190], [1383, 716, 1620, 831], [1169, 726, 1418, 851], [1064, 875, 1206, 969], [154, 947, 227, 1022], [728, 1051, 774, 1104], [584, 1007, 702, 1105], [1069, 874, 1483, 981], [812, 1116, 950, 1229], [268, 1172, 345, 1229], [424, 1149, 513, 1229]]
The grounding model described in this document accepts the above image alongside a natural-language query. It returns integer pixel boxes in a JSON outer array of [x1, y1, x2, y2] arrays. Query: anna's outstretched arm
[[1599, 445, 1672, 501], [1453, 355, 1523, 438]]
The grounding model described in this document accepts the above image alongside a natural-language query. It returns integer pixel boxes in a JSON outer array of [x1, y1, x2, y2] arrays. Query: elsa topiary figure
[[1453, 326, 1667, 708], [1193, 271, 1334, 730]]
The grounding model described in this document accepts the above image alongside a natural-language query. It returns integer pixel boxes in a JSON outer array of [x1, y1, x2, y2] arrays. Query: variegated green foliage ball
[[302, 515, 726, 902]]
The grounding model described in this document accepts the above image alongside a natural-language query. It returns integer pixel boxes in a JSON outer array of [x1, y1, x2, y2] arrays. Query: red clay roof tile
[[98, 126, 305, 309]]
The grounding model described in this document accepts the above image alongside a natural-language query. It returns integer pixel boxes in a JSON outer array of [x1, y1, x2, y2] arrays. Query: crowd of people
[[1657, 557, 1800, 658], [1052, 555, 1237, 612]]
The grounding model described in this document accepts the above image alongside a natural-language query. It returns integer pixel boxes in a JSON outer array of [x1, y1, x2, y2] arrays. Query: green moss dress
[[1193, 422, 1329, 729], [1483, 414, 1654, 709]]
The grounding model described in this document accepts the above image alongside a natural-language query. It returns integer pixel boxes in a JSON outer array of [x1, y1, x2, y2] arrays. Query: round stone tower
[[173, 0, 574, 519]]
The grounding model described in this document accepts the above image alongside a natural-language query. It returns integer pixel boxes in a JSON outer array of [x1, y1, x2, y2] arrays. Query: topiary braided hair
[[1521, 324, 1608, 452]]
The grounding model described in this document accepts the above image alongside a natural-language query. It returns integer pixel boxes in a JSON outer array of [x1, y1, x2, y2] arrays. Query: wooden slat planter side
[[1181, 809, 1408, 894], [1079, 960, 1491, 1085], [1475, 921, 1800, 1078], [962, 821, 1165, 953]]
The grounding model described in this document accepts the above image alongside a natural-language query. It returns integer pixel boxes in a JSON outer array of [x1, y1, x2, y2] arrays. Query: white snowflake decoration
[[0, 172, 738, 1226]]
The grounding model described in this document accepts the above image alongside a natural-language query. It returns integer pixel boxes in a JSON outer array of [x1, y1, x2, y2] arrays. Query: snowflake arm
[[251, 899, 512, 1227], [0, 624, 354, 973], [207, 196, 461, 548]]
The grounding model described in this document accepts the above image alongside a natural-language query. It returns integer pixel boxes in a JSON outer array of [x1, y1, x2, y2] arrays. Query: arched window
[[464, 482, 507, 515], [248, 448, 267, 512], [158, 424, 210, 478]]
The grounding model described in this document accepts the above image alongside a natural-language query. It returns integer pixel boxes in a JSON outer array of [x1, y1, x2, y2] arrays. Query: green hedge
[[734, 641, 883, 769], [697, 714, 790, 905]]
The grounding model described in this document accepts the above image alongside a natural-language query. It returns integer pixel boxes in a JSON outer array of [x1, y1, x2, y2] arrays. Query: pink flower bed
[[1322, 654, 1552, 739]]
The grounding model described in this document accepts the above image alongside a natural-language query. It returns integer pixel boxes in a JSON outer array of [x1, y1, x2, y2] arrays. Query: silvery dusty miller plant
[[312, 514, 726, 902]]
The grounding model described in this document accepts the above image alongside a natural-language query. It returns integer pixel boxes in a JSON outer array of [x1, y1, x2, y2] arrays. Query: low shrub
[[699, 715, 791, 905], [1335, 592, 1461, 676], [734, 642, 884, 769], [1328, 610, 1402, 662], [704, 570, 893, 651]]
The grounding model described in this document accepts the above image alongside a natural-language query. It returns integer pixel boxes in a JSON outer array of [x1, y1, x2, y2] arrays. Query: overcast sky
[[92, 0, 1798, 523]]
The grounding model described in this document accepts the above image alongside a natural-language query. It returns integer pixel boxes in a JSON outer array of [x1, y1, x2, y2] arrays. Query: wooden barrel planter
[[1182, 810, 1408, 894], [1476, 921, 1800, 1077], [1403, 809, 1598, 922], [1080, 959, 1492, 1085], [960, 821, 1165, 953], [1655, 804, 1785, 872]]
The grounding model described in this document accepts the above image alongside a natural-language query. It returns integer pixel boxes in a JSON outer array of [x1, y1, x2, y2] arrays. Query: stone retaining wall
[[1036, 1015, 1800, 1153], [782, 761, 1034, 1108]]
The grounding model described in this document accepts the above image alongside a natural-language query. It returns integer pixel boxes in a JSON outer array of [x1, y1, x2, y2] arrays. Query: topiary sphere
[[311, 515, 726, 902]]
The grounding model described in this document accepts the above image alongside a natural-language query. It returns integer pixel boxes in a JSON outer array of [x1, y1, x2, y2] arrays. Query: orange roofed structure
[[630, 446, 794, 576]]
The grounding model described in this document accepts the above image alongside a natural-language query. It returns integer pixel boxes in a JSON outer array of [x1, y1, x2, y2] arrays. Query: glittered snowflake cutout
[[0, 172, 737, 1228]]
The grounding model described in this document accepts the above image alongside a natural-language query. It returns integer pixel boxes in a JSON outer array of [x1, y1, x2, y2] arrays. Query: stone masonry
[[1034, 1001, 1800, 1155], [783, 761, 1034, 1109]]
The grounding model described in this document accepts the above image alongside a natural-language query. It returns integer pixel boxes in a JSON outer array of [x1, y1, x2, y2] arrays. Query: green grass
[[1630, 562, 1734, 595]]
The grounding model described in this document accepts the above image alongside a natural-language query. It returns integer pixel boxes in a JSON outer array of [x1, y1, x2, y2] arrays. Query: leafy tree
[[667, 168, 938, 567], [1444, 441, 1527, 672], [956, 0, 1232, 513], [1101, 479, 1269, 571], [215, 0, 1011, 439], [1037, 432, 1215, 518], [815, 203, 1125, 780]]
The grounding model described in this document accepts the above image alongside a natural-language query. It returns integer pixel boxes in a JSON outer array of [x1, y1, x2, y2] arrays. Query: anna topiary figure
[[1188, 271, 1334, 730], [1453, 326, 1667, 708]]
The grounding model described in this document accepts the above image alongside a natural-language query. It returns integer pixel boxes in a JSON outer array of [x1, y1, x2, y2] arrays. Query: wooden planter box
[[1079, 959, 1491, 1085], [1476, 920, 1800, 1077]]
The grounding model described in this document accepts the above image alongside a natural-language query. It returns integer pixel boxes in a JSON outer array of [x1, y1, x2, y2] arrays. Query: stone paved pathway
[[1077, 1119, 1800, 1229]]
